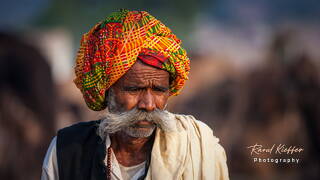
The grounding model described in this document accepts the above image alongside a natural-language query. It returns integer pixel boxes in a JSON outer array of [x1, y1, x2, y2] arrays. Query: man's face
[[110, 60, 170, 112], [105, 60, 171, 137]]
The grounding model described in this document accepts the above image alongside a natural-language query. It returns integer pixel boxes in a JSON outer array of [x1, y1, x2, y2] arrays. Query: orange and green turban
[[74, 9, 190, 111]]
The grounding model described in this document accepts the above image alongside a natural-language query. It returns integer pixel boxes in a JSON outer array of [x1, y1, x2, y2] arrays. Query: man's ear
[[104, 89, 109, 98], [104, 89, 110, 107], [105, 87, 118, 113]]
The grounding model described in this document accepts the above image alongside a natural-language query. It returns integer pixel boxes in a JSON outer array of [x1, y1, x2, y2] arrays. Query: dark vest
[[56, 120, 107, 180]]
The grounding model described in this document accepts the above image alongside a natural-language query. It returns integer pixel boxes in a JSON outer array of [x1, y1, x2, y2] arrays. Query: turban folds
[[74, 9, 190, 111]]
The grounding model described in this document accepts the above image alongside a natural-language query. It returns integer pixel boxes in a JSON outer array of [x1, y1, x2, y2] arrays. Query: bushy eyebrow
[[152, 86, 169, 92], [122, 85, 169, 92], [122, 86, 142, 91]]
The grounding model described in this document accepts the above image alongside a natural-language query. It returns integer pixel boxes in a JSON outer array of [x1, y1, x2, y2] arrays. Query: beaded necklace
[[106, 147, 150, 180], [106, 147, 112, 179]]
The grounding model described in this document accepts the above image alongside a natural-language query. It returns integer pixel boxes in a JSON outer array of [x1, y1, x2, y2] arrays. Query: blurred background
[[0, 0, 319, 179]]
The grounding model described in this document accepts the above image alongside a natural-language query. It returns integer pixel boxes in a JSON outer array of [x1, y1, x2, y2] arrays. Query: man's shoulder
[[173, 113, 221, 144], [55, 120, 107, 180], [175, 114, 226, 155], [58, 120, 101, 134], [57, 120, 102, 146], [173, 114, 213, 132]]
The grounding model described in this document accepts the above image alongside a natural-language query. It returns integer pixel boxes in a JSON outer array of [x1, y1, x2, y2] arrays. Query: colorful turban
[[74, 9, 190, 111]]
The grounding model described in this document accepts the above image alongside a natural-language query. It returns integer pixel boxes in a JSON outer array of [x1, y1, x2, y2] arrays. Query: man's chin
[[131, 121, 156, 128], [123, 125, 156, 138]]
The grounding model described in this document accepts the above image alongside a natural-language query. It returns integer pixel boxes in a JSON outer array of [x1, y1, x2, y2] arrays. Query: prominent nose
[[138, 89, 156, 112]]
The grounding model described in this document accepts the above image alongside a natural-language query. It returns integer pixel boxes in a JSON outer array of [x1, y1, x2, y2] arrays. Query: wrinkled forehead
[[116, 60, 170, 86]]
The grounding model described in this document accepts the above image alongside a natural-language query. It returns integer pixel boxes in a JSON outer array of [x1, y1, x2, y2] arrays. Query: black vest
[[56, 120, 150, 180], [56, 120, 107, 180]]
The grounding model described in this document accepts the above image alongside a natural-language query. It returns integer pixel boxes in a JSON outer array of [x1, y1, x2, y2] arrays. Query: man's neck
[[110, 131, 155, 166]]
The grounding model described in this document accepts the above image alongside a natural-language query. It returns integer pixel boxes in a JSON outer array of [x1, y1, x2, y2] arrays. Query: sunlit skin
[[109, 59, 170, 167]]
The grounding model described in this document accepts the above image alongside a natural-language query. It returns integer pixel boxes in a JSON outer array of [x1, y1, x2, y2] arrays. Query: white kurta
[[41, 114, 229, 180]]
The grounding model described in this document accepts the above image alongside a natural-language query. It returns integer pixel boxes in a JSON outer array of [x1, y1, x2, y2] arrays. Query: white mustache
[[97, 108, 176, 139]]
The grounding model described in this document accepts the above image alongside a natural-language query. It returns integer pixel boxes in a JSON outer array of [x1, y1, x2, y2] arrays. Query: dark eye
[[123, 86, 141, 92], [153, 86, 168, 92]]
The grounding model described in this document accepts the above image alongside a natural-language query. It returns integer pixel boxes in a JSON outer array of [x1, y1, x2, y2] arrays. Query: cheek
[[117, 93, 139, 110], [112, 89, 139, 111], [155, 93, 169, 109]]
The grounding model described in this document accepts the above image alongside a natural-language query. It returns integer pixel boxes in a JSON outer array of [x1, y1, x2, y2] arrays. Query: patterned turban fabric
[[74, 9, 190, 111]]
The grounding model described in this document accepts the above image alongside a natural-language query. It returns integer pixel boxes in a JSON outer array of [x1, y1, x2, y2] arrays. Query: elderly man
[[41, 10, 229, 180]]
